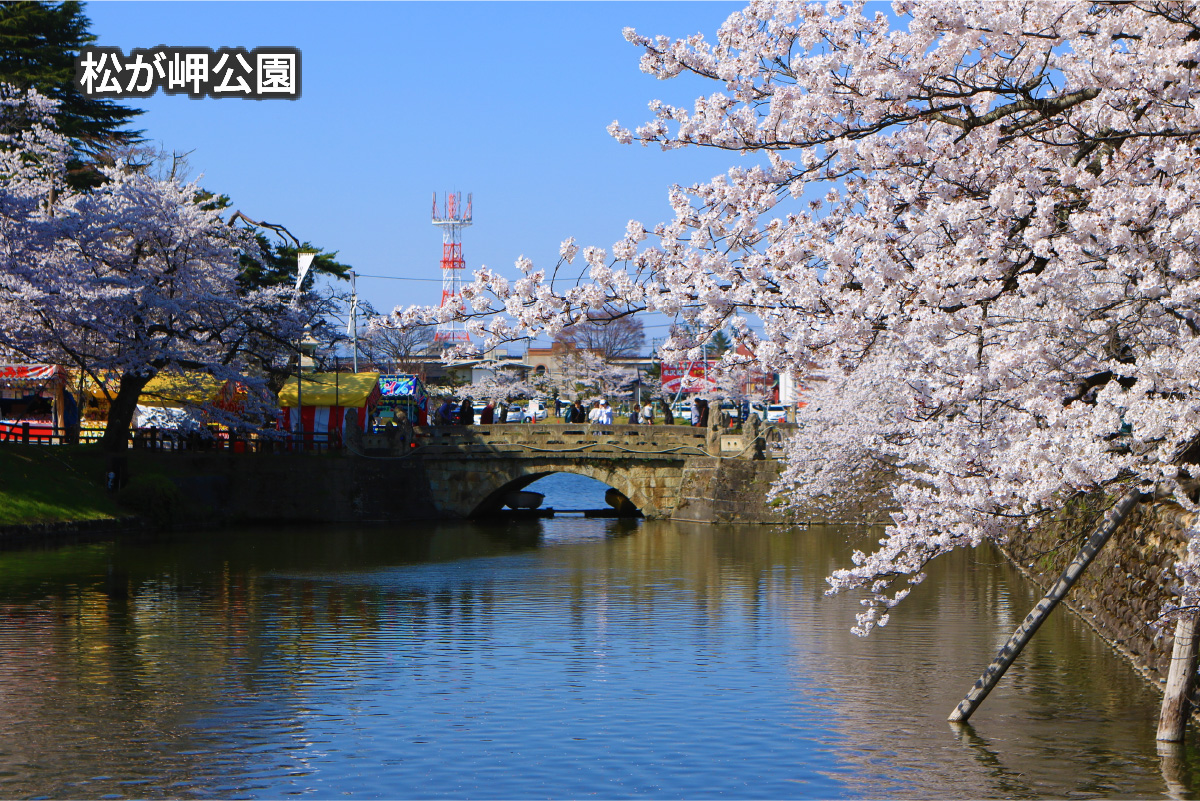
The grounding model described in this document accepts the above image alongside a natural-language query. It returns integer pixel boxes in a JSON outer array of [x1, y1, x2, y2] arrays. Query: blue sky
[[84, 2, 748, 350]]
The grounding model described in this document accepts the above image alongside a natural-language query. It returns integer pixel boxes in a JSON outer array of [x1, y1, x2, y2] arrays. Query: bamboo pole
[[1157, 611, 1199, 742], [948, 487, 1142, 723]]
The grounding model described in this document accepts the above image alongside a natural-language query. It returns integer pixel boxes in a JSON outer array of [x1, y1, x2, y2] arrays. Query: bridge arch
[[468, 463, 658, 518], [403, 423, 710, 520]]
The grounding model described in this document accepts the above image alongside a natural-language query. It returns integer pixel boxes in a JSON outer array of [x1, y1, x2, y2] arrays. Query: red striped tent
[[278, 372, 380, 444], [0, 364, 68, 440]]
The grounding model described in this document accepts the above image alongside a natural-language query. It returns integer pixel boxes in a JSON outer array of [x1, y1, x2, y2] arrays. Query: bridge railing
[[388, 422, 798, 459], [406, 422, 710, 457], [1, 418, 794, 459]]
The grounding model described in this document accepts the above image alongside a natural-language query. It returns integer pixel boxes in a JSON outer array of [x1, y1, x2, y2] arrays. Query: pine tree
[[708, 330, 731, 355], [0, 1, 142, 188]]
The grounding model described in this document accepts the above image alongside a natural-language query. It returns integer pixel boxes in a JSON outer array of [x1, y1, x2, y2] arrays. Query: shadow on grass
[[0, 445, 122, 526]]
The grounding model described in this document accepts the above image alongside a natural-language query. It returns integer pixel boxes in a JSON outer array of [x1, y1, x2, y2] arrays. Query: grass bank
[[0, 445, 123, 526]]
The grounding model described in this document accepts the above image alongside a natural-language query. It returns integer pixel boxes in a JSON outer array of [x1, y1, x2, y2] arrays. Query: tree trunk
[[1158, 612, 1199, 742], [99, 373, 151, 453], [948, 487, 1141, 723]]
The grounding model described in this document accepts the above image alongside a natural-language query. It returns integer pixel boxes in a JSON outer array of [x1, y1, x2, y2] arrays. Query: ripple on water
[[0, 500, 1185, 798]]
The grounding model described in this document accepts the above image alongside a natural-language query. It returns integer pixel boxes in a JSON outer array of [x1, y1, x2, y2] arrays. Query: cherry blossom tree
[[546, 346, 636, 402], [453, 361, 533, 405], [392, 2, 1200, 633], [0, 84, 308, 450]]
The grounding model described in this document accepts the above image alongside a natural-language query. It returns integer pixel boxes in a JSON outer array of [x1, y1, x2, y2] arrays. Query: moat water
[[0, 473, 1196, 798]]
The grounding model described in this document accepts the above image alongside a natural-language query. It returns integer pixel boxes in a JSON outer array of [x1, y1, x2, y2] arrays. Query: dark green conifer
[[0, 1, 143, 187]]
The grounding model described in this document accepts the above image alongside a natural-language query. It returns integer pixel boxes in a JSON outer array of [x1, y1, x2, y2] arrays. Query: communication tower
[[432, 191, 473, 344]]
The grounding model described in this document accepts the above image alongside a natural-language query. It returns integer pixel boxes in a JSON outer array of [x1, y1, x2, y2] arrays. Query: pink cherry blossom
[[392, 2, 1200, 633]]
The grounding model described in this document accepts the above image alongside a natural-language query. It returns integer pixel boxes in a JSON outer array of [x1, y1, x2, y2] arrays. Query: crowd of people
[[426, 396, 714, 428]]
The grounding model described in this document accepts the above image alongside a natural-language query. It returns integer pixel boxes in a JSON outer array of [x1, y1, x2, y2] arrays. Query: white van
[[508, 400, 547, 423]]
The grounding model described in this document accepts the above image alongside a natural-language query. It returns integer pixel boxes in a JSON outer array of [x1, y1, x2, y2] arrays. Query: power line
[[355, 273, 443, 282]]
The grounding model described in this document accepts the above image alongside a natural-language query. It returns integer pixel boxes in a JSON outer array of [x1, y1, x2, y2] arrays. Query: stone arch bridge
[[357, 422, 787, 522]]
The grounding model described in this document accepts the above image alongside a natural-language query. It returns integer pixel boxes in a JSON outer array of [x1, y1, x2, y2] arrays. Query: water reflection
[[0, 513, 1193, 798]]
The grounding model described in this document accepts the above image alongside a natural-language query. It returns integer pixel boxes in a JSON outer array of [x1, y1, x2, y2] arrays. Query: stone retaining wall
[[674, 458, 794, 524], [1003, 497, 1196, 686], [134, 452, 794, 526], [156, 452, 441, 524], [0, 516, 145, 549]]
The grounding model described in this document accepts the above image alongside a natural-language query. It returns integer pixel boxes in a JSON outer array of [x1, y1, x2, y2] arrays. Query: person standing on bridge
[[598, 400, 614, 425], [459, 397, 475, 426], [641, 400, 653, 425], [480, 401, 495, 425], [434, 398, 454, 426]]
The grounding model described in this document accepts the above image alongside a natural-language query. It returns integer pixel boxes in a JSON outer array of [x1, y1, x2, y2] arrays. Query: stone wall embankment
[[1003, 498, 1195, 685], [153, 452, 441, 524], [673, 458, 793, 524], [0, 516, 145, 549]]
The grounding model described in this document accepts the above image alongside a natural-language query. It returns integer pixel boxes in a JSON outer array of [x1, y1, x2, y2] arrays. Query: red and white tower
[[432, 191, 473, 344]]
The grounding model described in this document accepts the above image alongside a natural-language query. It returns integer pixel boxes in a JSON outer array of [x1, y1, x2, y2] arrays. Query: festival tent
[[278, 372, 381, 443], [135, 372, 245, 430], [139, 373, 241, 407], [0, 364, 69, 439], [378, 373, 428, 426]]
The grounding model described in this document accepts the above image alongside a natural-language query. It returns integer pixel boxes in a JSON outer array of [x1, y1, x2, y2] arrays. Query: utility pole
[[349, 270, 359, 373]]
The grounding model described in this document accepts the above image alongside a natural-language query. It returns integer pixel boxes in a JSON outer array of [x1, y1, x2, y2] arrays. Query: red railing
[[0, 422, 338, 453]]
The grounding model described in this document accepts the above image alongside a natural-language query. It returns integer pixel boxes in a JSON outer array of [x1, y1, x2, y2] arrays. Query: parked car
[[765, 404, 787, 423], [505, 400, 548, 423], [526, 400, 548, 422]]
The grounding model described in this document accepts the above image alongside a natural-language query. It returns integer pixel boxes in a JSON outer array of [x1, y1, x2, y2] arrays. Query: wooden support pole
[[1158, 611, 1199, 742], [948, 487, 1141, 723], [1158, 741, 1190, 800]]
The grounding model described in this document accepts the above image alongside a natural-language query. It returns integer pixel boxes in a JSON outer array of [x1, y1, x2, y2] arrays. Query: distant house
[[525, 342, 655, 378], [425, 357, 532, 387]]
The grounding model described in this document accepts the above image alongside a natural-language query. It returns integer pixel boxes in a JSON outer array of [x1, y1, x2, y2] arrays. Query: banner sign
[[661, 361, 717, 394]]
